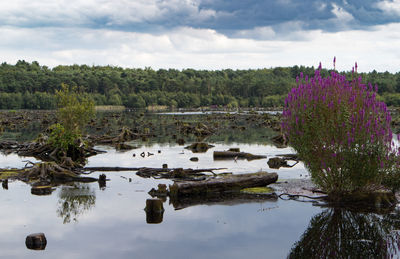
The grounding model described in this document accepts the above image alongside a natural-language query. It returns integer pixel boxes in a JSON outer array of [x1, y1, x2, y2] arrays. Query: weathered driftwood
[[0, 162, 98, 186], [170, 192, 278, 210], [169, 172, 278, 197], [213, 151, 266, 160], [16, 142, 104, 168]]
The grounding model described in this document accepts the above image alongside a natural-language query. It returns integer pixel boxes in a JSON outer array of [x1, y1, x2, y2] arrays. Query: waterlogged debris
[[184, 142, 215, 153], [213, 151, 266, 160], [136, 167, 222, 180], [267, 157, 299, 169], [169, 172, 278, 197], [115, 143, 137, 151], [0, 162, 99, 189], [270, 134, 287, 148], [148, 184, 168, 198]]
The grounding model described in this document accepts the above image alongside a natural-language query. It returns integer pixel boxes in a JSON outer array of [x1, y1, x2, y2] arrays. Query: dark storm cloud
[[196, 0, 399, 33], [0, 0, 399, 38]]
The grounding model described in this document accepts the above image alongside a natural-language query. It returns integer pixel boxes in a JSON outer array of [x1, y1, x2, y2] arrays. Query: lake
[[0, 111, 399, 259]]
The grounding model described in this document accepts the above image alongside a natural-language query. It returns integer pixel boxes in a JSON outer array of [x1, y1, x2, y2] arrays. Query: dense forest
[[0, 60, 400, 109]]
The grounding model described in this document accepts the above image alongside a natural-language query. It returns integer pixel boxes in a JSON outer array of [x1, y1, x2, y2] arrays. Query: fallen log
[[81, 166, 226, 181], [213, 151, 266, 160], [82, 166, 143, 172], [169, 172, 278, 196]]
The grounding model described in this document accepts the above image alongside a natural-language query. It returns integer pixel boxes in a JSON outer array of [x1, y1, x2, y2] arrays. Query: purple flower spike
[[282, 62, 398, 194]]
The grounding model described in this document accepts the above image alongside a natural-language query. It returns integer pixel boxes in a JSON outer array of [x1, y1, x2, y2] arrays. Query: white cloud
[[0, 0, 217, 27], [330, 3, 354, 27], [0, 22, 400, 72], [376, 0, 400, 16]]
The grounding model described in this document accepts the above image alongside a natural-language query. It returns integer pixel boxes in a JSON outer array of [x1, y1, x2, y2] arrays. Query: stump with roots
[[18, 139, 100, 169]]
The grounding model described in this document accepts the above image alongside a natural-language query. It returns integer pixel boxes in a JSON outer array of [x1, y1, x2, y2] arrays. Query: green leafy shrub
[[282, 64, 400, 195], [47, 123, 78, 151], [47, 83, 95, 153]]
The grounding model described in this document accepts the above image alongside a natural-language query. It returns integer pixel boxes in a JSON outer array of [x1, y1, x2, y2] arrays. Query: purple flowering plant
[[282, 62, 400, 195]]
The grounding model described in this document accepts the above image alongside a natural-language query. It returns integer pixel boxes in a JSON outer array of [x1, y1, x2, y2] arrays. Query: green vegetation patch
[[0, 170, 21, 180], [240, 187, 275, 194]]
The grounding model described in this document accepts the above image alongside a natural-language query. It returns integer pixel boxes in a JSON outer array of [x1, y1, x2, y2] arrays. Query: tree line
[[0, 60, 400, 109]]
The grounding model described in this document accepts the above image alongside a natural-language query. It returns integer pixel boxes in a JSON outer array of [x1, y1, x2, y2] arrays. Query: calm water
[[1, 112, 400, 258]]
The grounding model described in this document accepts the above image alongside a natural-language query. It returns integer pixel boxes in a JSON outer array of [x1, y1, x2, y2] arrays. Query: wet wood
[[82, 166, 226, 180], [213, 151, 266, 160], [169, 172, 278, 196]]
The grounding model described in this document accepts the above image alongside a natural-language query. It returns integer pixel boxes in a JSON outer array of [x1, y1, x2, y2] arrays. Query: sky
[[0, 0, 400, 72]]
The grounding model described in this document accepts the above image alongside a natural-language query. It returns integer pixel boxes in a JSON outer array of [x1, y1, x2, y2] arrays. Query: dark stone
[[190, 157, 199, 162], [25, 233, 47, 250]]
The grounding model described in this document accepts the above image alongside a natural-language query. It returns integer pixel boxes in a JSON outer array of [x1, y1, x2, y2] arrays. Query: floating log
[[213, 151, 266, 160], [25, 233, 47, 250], [170, 172, 278, 197]]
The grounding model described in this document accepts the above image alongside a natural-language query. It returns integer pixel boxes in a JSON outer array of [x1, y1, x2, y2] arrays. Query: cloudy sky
[[0, 0, 400, 72]]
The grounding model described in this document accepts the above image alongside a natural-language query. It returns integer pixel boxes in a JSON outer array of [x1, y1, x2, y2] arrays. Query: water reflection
[[144, 198, 165, 224], [288, 207, 400, 258], [56, 183, 96, 224]]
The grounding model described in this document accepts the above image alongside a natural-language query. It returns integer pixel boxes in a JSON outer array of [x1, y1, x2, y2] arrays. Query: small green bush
[[48, 83, 95, 152]]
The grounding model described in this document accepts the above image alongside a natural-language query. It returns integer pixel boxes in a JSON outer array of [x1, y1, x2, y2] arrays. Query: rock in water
[[25, 233, 47, 250]]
